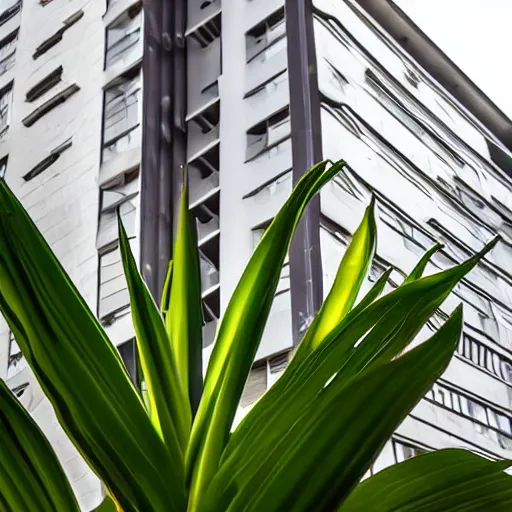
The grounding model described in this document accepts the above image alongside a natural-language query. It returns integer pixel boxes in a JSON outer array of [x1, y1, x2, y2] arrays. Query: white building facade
[[0, 0, 512, 509]]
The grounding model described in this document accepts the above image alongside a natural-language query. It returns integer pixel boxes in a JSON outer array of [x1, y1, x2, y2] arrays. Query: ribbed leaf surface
[[118, 219, 188, 489], [0, 380, 79, 511], [186, 160, 346, 509], [218, 307, 463, 511], [0, 180, 177, 512], [217, 239, 496, 507], [341, 449, 512, 511]]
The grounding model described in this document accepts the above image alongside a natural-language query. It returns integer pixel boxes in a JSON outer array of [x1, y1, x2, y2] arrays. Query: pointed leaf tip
[[181, 164, 188, 189], [464, 235, 500, 269], [404, 242, 444, 284]]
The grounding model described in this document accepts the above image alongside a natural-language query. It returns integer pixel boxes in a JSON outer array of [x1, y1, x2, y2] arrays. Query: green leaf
[[0, 180, 179, 512], [0, 380, 79, 511], [92, 496, 119, 512], [216, 306, 464, 512], [168, 170, 203, 415], [293, 196, 377, 365], [186, 159, 346, 509], [219, 239, 496, 505], [160, 259, 173, 316], [403, 242, 443, 284], [118, 219, 189, 468], [340, 449, 512, 511], [353, 266, 393, 314]]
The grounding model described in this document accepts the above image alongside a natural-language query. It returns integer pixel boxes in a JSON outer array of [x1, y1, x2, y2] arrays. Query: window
[[97, 167, 140, 251], [393, 440, 427, 463], [22, 84, 79, 127], [12, 382, 28, 397], [268, 351, 289, 387], [0, 0, 20, 28], [0, 29, 16, 77], [365, 68, 464, 168], [200, 244, 219, 295], [192, 191, 219, 245], [23, 138, 72, 181], [378, 201, 434, 253], [332, 165, 370, 202], [426, 382, 512, 437], [202, 296, 218, 349], [188, 144, 219, 207], [239, 352, 291, 408], [189, 12, 220, 48], [240, 362, 267, 408], [118, 339, 137, 384], [246, 107, 290, 161], [243, 169, 291, 200], [102, 66, 142, 162], [7, 331, 27, 379], [105, 2, 142, 69], [187, 0, 220, 34], [244, 70, 288, 100], [0, 154, 7, 177], [26, 66, 63, 102], [33, 10, 84, 60], [457, 334, 512, 384], [246, 8, 285, 63], [98, 246, 130, 323], [0, 81, 12, 136], [186, 12, 221, 118], [187, 100, 220, 162]]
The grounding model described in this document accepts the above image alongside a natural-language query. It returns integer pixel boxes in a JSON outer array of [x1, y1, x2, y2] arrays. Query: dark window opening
[[193, 100, 219, 133], [200, 0, 215, 9], [487, 140, 512, 178], [23, 138, 72, 181], [22, 84, 80, 127], [12, 382, 28, 398], [203, 283, 220, 319], [0, 154, 7, 177], [0, 1, 21, 28], [33, 10, 83, 59], [190, 12, 221, 48], [26, 66, 63, 102], [118, 339, 137, 384], [7, 330, 27, 378]]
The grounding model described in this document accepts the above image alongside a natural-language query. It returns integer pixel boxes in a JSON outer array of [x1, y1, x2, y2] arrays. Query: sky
[[394, 0, 512, 119]]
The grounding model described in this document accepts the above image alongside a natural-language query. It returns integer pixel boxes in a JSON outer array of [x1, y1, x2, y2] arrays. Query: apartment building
[[0, 0, 141, 507], [0, 0, 511, 509]]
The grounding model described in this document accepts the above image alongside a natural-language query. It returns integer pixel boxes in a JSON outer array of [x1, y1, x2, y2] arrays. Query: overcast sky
[[394, 0, 512, 119]]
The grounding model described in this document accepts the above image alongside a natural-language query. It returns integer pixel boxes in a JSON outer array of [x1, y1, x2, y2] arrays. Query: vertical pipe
[[285, 0, 324, 343], [140, 0, 164, 299]]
